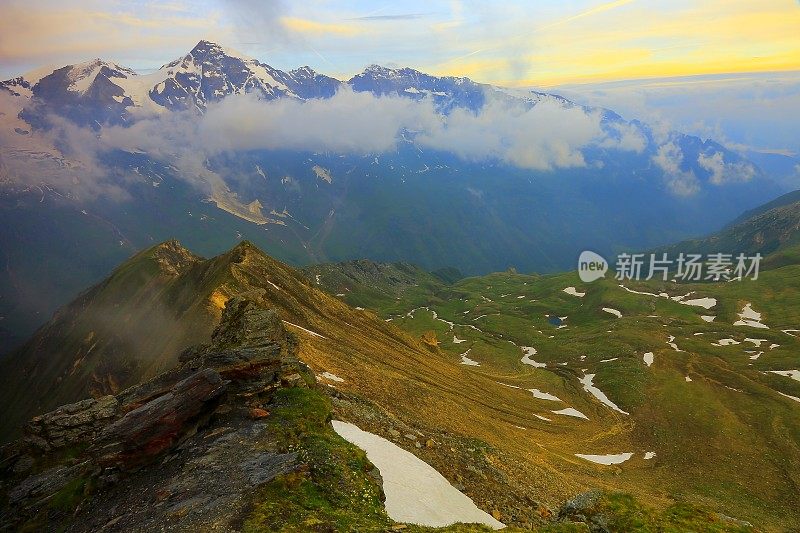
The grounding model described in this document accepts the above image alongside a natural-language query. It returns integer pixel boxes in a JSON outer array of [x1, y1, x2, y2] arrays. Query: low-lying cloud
[[416, 98, 608, 170], [652, 141, 700, 197], [3, 87, 654, 200], [697, 151, 756, 185], [102, 87, 644, 172]]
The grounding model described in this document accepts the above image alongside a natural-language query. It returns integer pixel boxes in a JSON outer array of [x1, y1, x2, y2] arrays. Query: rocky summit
[[0, 298, 317, 531]]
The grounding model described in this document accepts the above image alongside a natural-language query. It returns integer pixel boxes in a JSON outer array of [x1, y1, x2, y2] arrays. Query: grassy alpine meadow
[[313, 255, 800, 531]]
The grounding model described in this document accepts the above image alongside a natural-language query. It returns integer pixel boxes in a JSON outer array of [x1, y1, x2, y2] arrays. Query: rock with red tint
[[249, 407, 270, 419], [92, 368, 227, 471]]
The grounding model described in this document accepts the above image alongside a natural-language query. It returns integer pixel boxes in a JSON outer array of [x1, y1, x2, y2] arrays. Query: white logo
[[578, 250, 608, 282]]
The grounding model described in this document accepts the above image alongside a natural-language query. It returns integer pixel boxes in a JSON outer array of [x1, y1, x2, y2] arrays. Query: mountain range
[[0, 40, 797, 355], [1, 188, 799, 530]]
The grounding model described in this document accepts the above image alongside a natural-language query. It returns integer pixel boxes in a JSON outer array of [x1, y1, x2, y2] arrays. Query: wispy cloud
[[280, 17, 362, 36], [351, 13, 430, 21], [538, 0, 637, 31], [0, 1, 226, 69]]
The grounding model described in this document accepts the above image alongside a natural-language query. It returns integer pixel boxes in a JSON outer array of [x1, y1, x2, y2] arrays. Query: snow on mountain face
[[349, 65, 487, 113], [66, 59, 137, 94], [34, 59, 136, 98], [14, 59, 139, 127], [146, 40, 298, 111], [2, 41, 343, 120], [346, 64, 584, 116], [0, 77, 36, 98], [0, 40, 584, 121], [279, 66, 342, 100], [141, 40, 340, 112], [1, 65, 58, 98], [0, 39, 765, 188]]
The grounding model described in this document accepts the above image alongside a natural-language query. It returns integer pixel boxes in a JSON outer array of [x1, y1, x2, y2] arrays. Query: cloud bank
[[99, 87, 643, 174], [0, 86, 685, 200]]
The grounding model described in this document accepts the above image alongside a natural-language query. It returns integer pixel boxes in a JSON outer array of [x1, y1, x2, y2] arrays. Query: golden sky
[[0, 0, 798, 86]]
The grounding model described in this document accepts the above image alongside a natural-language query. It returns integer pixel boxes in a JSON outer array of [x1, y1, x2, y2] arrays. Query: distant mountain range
[[0, 40, 796, 352]]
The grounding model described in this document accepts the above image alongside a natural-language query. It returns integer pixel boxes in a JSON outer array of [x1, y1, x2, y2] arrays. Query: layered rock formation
[[0, 298, 314, 530]]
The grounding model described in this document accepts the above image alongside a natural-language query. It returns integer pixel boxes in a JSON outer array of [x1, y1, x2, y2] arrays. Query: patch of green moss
[[48, 475, 92, 512], [596, 493, 656, 532], [246, 388, 527, 532], [660, 502, 753, 533], [560, 492, 754, 533], [17, 474, 94, 533], [29, 442, 90, 476], [244, 387, 392, 532]]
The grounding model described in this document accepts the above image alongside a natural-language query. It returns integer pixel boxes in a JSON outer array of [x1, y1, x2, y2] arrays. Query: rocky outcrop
[[93, 368, 227, 471], [150, 239, 203, 276], [0, 298, 314, 530], [24, 395, 119, 452], [178, 298, 299, 394]]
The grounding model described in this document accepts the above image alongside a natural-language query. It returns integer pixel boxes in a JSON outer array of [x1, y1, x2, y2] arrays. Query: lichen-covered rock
[[25, 395, 119, 452]]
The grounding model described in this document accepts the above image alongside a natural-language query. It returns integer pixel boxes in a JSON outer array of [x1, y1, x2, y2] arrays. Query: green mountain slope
[[307, 255, 800, 531], [3, 232, 799, 530], [1, 296, 751, 532], [302, 259, 448, 315], [654, 189, 800, 260]]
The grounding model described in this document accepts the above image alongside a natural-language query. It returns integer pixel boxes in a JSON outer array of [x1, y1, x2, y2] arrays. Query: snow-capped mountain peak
[[144, 39, 305, 111], [62, 59, 136, 95], [1, 60, 133, 100]]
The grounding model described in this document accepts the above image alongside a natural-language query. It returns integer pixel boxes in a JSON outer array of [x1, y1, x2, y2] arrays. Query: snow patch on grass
[[618, 285, 716, 309], [320, 371, 344, 383], [744, 338, 768, 347], [331, 421, 505, 529], [563, 286, 586, 297], [529, 389, 562, 402], [575, 453, 633, 465], [551, 408, 589, 419], [520, 346, 546, 368], [283, 321, 327, 339], [769, 370, 800, 382], [579, 374, 629, 415], [667, 335, 683, 351], [778, 392, 800, 403], [602, 307, 622, 318], [682, 297, 717, 309], [460, 349, 480, 366], [734, 302, 768, 329], [713, 338, 740, 346]]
